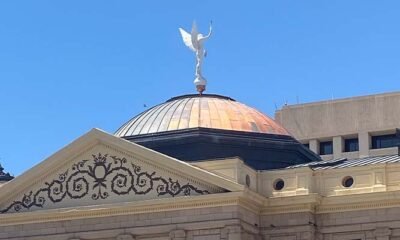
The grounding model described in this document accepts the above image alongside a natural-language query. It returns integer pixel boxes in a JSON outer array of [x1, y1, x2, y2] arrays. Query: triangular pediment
[[0, 129, 243, 214]]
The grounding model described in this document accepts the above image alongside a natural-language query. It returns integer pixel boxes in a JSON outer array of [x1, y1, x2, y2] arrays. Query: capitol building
[[1, 24, 400, 240]]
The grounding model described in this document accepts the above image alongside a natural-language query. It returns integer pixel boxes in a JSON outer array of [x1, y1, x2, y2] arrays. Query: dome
[[114, 94, 319, 170], [115, 94, 289, 137]]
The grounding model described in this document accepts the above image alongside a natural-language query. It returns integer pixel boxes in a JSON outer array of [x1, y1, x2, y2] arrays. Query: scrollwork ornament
[[0, 153, 209, 213]]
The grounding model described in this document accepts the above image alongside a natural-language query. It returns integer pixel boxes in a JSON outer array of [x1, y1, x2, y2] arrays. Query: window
[[273, 179, 285, 191], [245, 175, 251, 187], [303, 143, 310, 148], [344, 138, 359, 152], [371, 134, 398, 149], [342, 176, 354, 188], [319, 141, 333, 155]]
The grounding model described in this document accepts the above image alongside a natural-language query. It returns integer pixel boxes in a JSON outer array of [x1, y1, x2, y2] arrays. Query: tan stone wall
[[261, 212, 316, 240], [317, 207, 400, 240], [194, 155, 399, 198], [4, 197, 400, 239], [275, 91, 400, 159], [0, 205, 261, 240], [260, 208, 400, 240], [258, 163, 400, 198], [4, 128, 400, 240], [192, 158, 258, 192]]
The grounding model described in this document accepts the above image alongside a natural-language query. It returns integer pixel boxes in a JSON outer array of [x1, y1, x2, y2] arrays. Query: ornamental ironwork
[[0, 153, 209, 213]]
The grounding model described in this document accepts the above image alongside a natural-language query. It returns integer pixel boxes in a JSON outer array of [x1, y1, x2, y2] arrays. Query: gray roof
[[0, 164, 13, 182], [286, 154, 400, 170]]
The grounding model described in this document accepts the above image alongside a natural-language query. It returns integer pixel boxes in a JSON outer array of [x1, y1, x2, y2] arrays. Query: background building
[[275, 91, 400, 160]]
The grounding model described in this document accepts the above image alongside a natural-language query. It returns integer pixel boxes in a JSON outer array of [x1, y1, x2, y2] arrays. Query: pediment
[[0, 129, 242, 214]]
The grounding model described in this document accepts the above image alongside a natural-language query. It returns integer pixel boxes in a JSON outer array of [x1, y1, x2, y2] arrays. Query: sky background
[[1, 1, 399, 176]]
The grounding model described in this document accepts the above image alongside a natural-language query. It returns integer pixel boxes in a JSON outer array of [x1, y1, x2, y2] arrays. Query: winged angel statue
[[179, 21, 212, 94]]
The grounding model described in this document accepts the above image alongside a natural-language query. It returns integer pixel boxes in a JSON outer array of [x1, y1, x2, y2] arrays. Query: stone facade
[[2, 130, 400, 239], [0, 205, 258, 240]]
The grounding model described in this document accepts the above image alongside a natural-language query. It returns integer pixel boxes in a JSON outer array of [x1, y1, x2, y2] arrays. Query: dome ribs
[[140, 99, 171, 134], [167, 97, 189, 131], [225, 99, 248, 132], [156, 99, 182, 133], [199, 97, 211, 128], [188, 98, 200, 129], [126, 104, 162, 136], [208, 98, 222, 129], [177, 97, 195, 130], [115, 94, 290, 137]]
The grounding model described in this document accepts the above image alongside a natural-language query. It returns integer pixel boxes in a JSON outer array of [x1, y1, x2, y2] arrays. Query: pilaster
[[309, 139, 319, 155], [333, 136, 343, 159], [359, 132, 370, 158], [221, 225, 243, 240]]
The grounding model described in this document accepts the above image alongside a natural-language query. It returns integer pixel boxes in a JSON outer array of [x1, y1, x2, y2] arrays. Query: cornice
[[317, 191, 400, 213], [3, 188, 400, 226], [261, 194, 320, 215], [262, 203, 316, 215], [0, 192, 246, 226], [261, 191, 400, 215]]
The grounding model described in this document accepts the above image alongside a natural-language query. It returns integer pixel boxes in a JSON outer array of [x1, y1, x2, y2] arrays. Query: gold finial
[[196, 85, 206, 95]]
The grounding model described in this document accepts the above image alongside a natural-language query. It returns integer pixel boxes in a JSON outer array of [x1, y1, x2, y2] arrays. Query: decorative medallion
[[0, 153, 209, 213]]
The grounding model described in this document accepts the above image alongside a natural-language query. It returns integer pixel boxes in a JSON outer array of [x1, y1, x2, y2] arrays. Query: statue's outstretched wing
[[179, 28, 196, 52]]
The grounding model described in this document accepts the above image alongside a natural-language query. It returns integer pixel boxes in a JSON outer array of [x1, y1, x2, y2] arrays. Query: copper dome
[[115, 94, 289, 137]]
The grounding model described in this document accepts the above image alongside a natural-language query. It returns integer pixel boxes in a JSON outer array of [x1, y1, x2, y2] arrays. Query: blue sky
[[1, 1, 399, 176]]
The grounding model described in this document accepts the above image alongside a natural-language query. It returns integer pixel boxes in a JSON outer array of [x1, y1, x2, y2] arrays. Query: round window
[[273, 179, 285, 191], [342, 176, 354, 188]]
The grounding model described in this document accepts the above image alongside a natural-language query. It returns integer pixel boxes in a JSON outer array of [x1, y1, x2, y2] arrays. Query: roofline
[[0, 128, 244, 204], [276, 91, 400, 111], [167, 94, 235, 102]]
